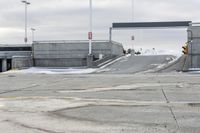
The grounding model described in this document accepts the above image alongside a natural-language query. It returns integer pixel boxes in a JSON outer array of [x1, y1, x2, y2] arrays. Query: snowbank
[[5, 67, 97, 74], [137, 49, 182, 56]]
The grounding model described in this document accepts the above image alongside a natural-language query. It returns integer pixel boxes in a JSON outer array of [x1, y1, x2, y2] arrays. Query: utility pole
[[131, 0, 134, 22], [89, 0, 93, 55], [109, 27, 112, 42], [22, 0, 30, 44], [131, 0, 135, 55], [31, 28, 36, 42], [87, 0, 93, 67]]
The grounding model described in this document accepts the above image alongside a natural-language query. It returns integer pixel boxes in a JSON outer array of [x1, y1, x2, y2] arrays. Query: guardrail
[[0, 44, 32, 47], [33, 40, 112, 44], [190, 23, 200, 26], [33, 40, 123, 47]]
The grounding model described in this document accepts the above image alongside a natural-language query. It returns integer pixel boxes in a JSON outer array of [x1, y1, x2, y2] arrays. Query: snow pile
[[6, 67, 97, 74], [137, 49, 181, 56], [188, 68, 200, 74]]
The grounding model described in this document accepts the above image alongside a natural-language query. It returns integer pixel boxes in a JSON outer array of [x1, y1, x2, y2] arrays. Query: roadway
[[97, 55, 177, 74], [0, 55, 200, 133]]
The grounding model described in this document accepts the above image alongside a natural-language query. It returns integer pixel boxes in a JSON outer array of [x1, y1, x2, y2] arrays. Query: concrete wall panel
[[35, 58, 87, 67], [187, 26, 200, 69], [33, 41, 123, 67], [12, 57, 33, 69]]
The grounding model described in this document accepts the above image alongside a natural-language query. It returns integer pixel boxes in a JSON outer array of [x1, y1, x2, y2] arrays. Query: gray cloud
[[0, 0, 199, 52]]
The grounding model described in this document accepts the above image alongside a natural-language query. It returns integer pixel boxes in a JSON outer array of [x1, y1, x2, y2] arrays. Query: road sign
[[131, 36, 135, 40], [88, 32, 93, 40]]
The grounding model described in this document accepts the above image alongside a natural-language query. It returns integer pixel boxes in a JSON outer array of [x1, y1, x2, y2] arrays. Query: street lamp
[[21, 0, 30, 44], [88, 0, 93, 55], [131, 0, 134, 22], [131, 0, 135, 55], [31, 28, 36, 42]]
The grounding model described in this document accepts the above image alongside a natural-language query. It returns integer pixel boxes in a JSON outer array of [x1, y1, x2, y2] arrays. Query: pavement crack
[[161, 87, 180, 131], [162, 89, 169, 103], [0, 84, 39, 95], [3, 119, 64, 133]]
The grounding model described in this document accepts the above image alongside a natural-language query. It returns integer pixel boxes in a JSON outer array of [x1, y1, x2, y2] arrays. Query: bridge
[[0, 45, 32, 72], [110, 21, 200, 71]]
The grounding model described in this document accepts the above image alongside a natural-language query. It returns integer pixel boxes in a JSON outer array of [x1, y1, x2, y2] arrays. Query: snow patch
[[137, 49, 182, 56], [143, 55, 181, 73], [6, 67, 97, 74]]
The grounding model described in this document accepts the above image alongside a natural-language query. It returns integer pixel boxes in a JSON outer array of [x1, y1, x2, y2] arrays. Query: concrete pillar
[[87, 55, 93, 68], [2, 59, 7, 72], [0, 59, 2, 72], [109, 27, 112, 42], [187, 26, 200, 69]]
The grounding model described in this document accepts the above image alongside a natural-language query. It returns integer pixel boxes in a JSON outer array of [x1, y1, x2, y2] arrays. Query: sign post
[[87, 0, 93, 67], [89, 0, 92, 55]]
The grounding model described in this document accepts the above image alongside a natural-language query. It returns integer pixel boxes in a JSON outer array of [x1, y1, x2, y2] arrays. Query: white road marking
[[58, 83, 184, 93], [0, 103, 4, 108]]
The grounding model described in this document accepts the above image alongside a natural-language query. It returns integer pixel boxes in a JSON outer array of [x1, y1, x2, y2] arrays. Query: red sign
[[88, 32, 93, 40]]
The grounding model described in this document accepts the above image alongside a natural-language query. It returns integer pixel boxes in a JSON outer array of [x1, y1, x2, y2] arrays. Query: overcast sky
[[0, 0, 200, 52]]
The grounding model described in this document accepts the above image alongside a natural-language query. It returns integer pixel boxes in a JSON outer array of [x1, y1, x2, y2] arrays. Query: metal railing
[[33, 40, 123, 47], [190, 22, 200, 26], [33, 40, 111, 44]]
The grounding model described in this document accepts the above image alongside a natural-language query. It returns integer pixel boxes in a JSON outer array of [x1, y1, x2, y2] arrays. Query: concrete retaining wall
[[187, 26, 200, 69], [0, 51, 31, 59], [33, 40, 123, 67], [34, 58, 87, 67], [12, 56, 33, 69]]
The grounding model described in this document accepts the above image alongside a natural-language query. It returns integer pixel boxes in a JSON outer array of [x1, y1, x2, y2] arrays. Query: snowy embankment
[[4, 49, 182, 74], [144, 55, 182, 73], [4, 55, 131, 75], [5, 67, 97, 74], [137, 49, 182, 73]]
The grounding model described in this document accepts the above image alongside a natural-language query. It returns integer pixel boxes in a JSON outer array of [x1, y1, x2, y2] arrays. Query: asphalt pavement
[[0, 55, 200, 133], [97, 55, 176, 74]]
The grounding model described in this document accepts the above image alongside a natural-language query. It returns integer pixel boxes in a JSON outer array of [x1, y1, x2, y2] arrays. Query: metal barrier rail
[[33, 40, 123, 47], [33, 40, 111, 44], [190, 23, 200, 26]]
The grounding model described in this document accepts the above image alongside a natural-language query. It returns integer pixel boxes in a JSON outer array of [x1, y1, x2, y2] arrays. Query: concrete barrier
[[187, 26, 200, 69], [12, 56, 33, 69], [0, 45, 32, 71], [33, 40, 124, 67]]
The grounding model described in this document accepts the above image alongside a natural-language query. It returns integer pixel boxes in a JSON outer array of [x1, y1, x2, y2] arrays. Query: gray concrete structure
[[33, 40, 124, 67], [0, 45, 31, 59], [183, 25, 200, 70], [1, 59, 7, 72], [87, 54, 93, 67], [12, 56, 33, 69], [97, 55, 176, 74], [0, 45, 32, 72]]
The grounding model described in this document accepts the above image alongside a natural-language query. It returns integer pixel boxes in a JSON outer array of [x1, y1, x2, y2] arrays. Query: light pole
[[22, 0, 30, 44], [86, 0, 93, 67], [131, 0, 134, 22], [88, 0, 93, 55], [31, 28, 36, 42], [131, 0, 135, 55]]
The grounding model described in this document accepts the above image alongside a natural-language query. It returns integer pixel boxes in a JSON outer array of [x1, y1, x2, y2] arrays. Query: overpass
[[110, 21, 200, 71], [0, 45, 32, 72], [0, 40, 124, 72]]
